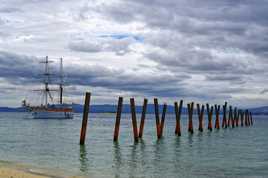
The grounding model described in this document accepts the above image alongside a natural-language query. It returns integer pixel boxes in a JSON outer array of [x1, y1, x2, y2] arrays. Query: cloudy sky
[[0, 0, 268, 107]]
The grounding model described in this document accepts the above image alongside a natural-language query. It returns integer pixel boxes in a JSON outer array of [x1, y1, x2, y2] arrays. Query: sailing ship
[[22, 56, 73, 119]]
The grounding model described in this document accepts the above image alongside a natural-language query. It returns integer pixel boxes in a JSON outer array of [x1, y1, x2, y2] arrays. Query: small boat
[[22, 56, 74, 119]]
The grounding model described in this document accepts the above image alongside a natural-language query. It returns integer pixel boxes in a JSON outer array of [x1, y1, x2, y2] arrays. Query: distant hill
[[248, 106, 268, 115], [0, 104, 267, 115], [63, 104, 268, 115], [0, 107, 27, 112], [72, 103, 187, 114], [0, 104, 187, 114]]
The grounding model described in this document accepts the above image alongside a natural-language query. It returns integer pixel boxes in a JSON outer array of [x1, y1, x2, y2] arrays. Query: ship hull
[[32, 111, 73, 119]]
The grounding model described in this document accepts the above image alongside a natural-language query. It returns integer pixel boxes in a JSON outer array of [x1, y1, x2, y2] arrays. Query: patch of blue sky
[[98, 34, 144, 42]]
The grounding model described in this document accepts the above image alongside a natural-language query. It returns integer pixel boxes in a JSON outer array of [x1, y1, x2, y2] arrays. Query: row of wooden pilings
[[80, 92, 254, 145]]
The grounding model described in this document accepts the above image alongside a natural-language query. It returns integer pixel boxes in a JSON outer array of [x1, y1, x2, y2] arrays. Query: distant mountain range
[[71, 104, 188, 114], [1, 104, 268, 115]]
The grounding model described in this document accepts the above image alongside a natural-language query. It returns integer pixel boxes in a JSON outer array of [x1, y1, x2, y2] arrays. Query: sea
[[0, 112, 267, 178]]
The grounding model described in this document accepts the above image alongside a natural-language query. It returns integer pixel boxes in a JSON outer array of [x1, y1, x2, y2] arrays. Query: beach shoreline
[[0, 161, 84, 178]]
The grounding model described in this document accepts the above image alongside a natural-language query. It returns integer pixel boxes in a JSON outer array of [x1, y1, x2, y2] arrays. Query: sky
[[0, 0, 268, 107]]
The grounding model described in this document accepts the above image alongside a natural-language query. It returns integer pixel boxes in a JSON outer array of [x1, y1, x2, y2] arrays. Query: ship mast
[[59, 57, 63, 104], [40, 56, 53, 106]]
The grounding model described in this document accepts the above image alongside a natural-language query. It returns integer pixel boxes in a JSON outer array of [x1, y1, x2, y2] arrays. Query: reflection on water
[[129, 142, 138, 178], [113, 142, 122, 178], [79, 145, 89, 173], [187, 134, 193, 146]]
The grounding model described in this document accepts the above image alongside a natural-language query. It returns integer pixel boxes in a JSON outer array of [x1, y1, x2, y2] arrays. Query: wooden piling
[[236, 109, 240, 127], [154, 98, 161, 138], [248, 112, 250, 126], [187, 102, 194, 134], [130, 98, 139, 142], [206, 104, 213, 131], [222, 102, 227, 128], [250, 112, 253, 126], [232, 107, 237, 128], [175, 100, 183, 136], [197, 104, 204, 132], [113, 97, 123, 142], [248, 110, 250, 126], [228, 106, 233, 127], [214, 105, 220, 129], [245, 110, 249, 126], [249, 113, 251, 126], [80, 92, 91, 145], [138, 98, 148, 138], [247, 110, 250, 126], [240, 110, 244, 127], [159, 103, 167, 138], [249, 111, 251, 126]]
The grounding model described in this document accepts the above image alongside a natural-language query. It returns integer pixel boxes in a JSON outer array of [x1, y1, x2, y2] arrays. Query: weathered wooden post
[[248, 111, 250, 126], [159, 103, 167, 138], [227, 106, 233, 127], [249, 111, 252, 126], [154, 98, 161, 138], [247, 110, 251, 126], [232, 107, 237, 128], [113, 97, 123, 142], [247, 110, 250, 126], [236, 109, 239, 127], [80, 92, 91, 145], [154, 98, 167, 139], [175, 100, 183, 136], [249, 111, 251, 126], [222, 102, 227, 128], [240, 110, 244, 127], [187, 102, 194, 134], [245, 110, 249, 126], [206, 104, 213, 131], [139, 98, 148, 138], [130, 98, 139, 142], [214, 105, 220, 129], [250, 112, 253, 126], [197, 104, 204, 132]]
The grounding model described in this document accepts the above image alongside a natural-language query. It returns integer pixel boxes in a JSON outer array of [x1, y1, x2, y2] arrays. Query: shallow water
[[0, 112, 267, 178]]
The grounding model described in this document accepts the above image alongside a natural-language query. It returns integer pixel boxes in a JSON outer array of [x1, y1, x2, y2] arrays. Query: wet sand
[[0, 162, 83, 178]]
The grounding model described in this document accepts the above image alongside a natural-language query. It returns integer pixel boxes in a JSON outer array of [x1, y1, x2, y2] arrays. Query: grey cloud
[[206, 75, 243, 82], [64, 64, 191, 97], [68, 36, 138, 55], [91, 0, 268, 58], [0, 7, 21, 13], [0, 51, 62, 85], [0, 51, 193, 98], [260, 89, 268, 94], [69, 41, 103, 53], [0, 51, 40, 80], [0, 17, 9, 25], [145, 47, 257, 75]]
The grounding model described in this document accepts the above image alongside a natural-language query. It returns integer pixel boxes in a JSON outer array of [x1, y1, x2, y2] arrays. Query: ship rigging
[[23, 56, 73, 119]]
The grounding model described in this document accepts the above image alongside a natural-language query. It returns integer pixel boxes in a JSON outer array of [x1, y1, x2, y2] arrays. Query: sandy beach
[[0, 163, 83, 178]]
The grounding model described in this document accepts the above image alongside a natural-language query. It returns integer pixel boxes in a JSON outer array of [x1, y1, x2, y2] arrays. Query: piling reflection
[[188, 134, 193, 146], [113, 142, 122, 178], [79, 145, 89, 173], [152, 138, 166, 177], [174, 136, 181, 148], [139, 139, 146, 151], [128, 142, 138, 177]]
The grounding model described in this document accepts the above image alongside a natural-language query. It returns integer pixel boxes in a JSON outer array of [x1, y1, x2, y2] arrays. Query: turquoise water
[[0, 112, 267, 178]]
